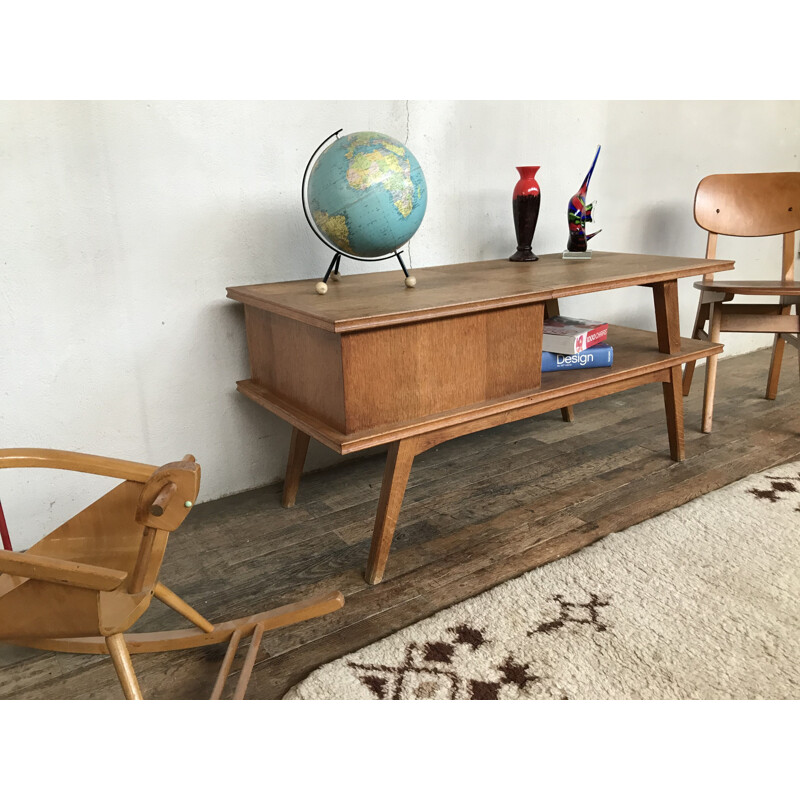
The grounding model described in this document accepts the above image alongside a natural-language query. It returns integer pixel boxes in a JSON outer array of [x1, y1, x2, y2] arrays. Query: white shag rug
[[286, 460, 800, 700]]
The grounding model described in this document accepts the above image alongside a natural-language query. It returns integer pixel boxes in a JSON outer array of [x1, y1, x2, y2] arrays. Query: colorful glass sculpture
[[567, 145, 602, 253]]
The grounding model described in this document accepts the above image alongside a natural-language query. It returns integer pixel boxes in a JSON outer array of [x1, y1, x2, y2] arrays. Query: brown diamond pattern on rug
[[529, 593, 611, 635], [749, 472, 800, 510], [346, 624, 540, 700]]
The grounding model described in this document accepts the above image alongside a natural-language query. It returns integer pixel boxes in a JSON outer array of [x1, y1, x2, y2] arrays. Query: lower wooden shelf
[[237, 325, 722, 455]]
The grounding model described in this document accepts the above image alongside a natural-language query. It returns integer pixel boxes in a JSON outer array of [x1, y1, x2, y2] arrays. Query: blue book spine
[[541, 342, 614, 372]]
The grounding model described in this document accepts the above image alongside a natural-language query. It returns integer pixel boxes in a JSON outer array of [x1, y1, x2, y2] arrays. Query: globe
[[307, 131, 427, 259]]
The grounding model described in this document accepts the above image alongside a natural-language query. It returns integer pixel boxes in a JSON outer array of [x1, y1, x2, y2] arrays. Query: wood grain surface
[[340, 303, 544, 432], [236, 326, 721, 453], [227, 252, 734, 333], [694, 172, 800, 237]]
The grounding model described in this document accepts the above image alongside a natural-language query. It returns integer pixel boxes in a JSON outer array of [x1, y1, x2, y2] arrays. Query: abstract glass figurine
[[565, 145, 602, 256]]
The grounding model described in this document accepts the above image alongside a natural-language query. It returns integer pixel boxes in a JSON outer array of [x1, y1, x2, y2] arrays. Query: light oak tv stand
[[227, 252, 733, 584]]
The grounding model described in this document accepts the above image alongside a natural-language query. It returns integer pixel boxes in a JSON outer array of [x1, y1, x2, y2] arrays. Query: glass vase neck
[[516, 166, 540, 179]]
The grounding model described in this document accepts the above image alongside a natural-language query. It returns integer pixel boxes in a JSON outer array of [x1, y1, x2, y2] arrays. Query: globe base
[[313, 251, 418, 294]]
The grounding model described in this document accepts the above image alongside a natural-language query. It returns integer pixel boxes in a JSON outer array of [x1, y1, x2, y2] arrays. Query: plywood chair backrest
[[694, 172, 800, 279], [694, 173, 800, 237]]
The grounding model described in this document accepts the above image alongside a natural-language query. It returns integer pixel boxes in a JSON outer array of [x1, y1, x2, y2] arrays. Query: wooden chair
[[0, 449, 344, 699], [682, 172, 800, 432]]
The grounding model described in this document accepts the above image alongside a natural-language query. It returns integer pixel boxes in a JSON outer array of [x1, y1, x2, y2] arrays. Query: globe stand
[[314, 251, 415, 295], [303, 130, 418, 296]]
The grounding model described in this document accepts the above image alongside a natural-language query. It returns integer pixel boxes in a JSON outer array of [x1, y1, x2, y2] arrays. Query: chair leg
[[106, 633, 143, 700], [766, 333, 786, 400], [702, 303, 723, 433], [766, 302, 793, 399], [682, 299, 709, 396]]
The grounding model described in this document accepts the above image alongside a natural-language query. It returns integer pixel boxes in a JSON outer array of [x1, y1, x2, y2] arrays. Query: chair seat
[[693, 279, 800, 296], [26, 481, 147, 575]]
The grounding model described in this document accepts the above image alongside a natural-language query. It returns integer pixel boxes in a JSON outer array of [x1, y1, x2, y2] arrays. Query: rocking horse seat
[[0, 448, 344, 699], [0, 451, 186, 641]]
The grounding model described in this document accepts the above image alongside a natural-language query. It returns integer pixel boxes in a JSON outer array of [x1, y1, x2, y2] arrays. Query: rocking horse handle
[[149, 456, 195, 516], [0, 549, 127, 591], [150, 482, 178, 516], [0, 448, 157, 482]]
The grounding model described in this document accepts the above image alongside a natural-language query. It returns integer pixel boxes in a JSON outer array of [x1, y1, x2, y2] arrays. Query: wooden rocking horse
[[0, 449, 344, 699]]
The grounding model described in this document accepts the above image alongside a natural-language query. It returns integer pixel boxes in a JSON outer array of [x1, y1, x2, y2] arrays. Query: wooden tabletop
[[227, 251, 734, 333]]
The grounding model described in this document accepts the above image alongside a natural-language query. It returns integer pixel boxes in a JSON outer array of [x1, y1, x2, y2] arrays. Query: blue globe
[[307, 131, 427, 259]]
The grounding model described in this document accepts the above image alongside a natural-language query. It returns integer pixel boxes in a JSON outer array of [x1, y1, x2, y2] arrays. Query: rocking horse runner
[[0, 449, 344, 699]]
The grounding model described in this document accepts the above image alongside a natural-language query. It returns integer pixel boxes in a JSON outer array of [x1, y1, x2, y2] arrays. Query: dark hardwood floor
[[2, 346, 799, 699]]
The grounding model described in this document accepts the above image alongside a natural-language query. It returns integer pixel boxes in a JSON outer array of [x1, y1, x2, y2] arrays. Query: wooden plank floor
[[2, 346, 799, 699]]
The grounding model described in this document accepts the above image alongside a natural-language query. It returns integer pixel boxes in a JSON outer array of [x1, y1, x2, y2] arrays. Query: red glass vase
[[509, 166, 541, 262]]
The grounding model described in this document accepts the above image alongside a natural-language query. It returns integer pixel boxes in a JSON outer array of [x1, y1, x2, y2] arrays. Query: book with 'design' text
[[541, 342, 614, 372]]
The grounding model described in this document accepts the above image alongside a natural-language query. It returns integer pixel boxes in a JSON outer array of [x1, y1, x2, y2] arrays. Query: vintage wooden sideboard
[[227, 252, 733, 584]]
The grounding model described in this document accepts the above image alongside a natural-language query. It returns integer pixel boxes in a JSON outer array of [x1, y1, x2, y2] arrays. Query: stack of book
[[541, 316, 613, 372]]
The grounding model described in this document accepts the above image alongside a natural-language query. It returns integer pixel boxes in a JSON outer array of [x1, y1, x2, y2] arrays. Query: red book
[[542, 316, 609, 355]]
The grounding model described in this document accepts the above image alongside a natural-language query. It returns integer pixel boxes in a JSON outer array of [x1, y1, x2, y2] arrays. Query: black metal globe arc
[[301, 129, 415, 294]]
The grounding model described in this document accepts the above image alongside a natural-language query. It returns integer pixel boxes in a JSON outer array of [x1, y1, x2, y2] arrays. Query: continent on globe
[[312, 210, 350, 252], [307, 131, 427, 259]]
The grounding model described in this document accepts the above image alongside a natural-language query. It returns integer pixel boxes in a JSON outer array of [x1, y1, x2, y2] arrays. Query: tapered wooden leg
[[106, 633, 143, 700], [702, 302, 723, 433], [282, 427, 310, 508], [652, 280, 685, 459], [652, 280, 681, 355], [365, 438, 417, 586], [663, 365, 685, 461], [682, 362, 696, 397], [766, 333, 786, 400], [765, 302, 792, 399], [682, 299, 709, 396], [545, 298, 575, 422], [154, 582, 215, 633]]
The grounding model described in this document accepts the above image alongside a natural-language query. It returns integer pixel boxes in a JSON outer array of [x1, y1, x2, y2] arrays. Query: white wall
[[1, 100, 798, 548]]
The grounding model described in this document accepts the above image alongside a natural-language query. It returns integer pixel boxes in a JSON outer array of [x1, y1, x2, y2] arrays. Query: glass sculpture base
[[562, 250, 593, 260]]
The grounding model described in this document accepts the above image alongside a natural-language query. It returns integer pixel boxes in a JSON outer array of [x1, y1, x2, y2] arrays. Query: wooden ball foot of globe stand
[[314, 251, 341, 295], [313, 252, 416, 294], [397, 251, 416, 289]]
